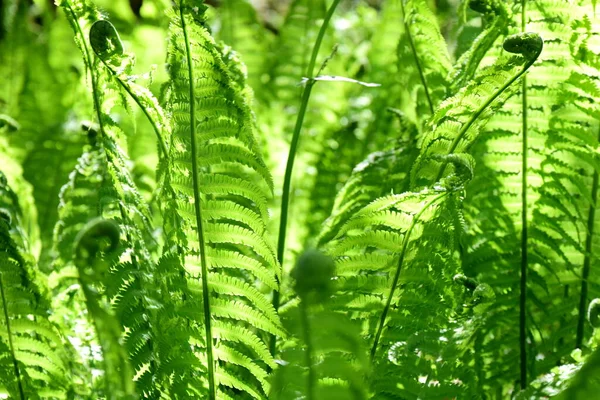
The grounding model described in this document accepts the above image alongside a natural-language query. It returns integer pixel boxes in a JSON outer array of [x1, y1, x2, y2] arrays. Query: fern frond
[[0, 175, 76, 398], [160, 2, 281, 398], [459, 1, 594, 392], [318, 137, 418, 246], [321, 182, 472, 398], [55, 2, 195, 397], [552, 9, 600, 351]]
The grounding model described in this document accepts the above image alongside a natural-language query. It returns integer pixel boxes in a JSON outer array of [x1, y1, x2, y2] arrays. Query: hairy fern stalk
[[2, 0, 600, 398]]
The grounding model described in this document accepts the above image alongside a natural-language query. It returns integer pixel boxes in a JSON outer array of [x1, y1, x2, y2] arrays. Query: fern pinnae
[[576, 126, 600, 351], [369, 190, 448, 360], [450, 0, 510, 93], [0, 175, 76, 397], [165, 2, 281, 397], [177, 2, 216, 398], [0, 264, 25, 400]]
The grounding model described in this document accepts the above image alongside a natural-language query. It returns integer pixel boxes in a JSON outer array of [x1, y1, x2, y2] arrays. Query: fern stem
[[271, 0, 342, 356], [576, 125, 600, 349], [519, 1, 528, 389], [63, 3, 106, 137], [0, 272, 25, 400], [400, 0, 434, 114], [370, 191, 447, 359], [519, 74, 528, 390], [299, 301, 315, 400], [179, 2, 216, 398]]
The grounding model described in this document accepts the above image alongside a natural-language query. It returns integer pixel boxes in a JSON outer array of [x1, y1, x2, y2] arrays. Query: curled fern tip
[[89, 20, 124, 61], [588, 299, 600, 328], [74, 218, 121, 261], [503, 32, 543, 59]]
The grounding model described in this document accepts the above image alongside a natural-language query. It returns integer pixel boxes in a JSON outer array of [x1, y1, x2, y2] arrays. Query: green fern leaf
[[0, 175, 76, 398], [160, 2, 282, 398]]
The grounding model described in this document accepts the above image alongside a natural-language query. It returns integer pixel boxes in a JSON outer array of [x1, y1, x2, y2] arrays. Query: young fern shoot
[[73, 218, 136, 400], [410, 32, 543, 188]]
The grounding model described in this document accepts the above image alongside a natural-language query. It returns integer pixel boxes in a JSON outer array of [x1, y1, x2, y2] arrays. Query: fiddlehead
[[88, 19, 170, 158], [503, 32, 544, 62], [432, 153, 475, 191], [74, 217, 120, 266], [588, 299, 600, 329], [89, 20, 123, 61], [291, 249, 335, 305], [73, 218, 136, 400], [469, 0, 505, 15]]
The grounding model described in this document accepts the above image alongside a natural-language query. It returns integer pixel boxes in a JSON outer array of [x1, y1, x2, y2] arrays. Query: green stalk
[[0, 272, 25, 400], [271, 0, 342, 356], [370, 192, 447, 359], [64, 3, 105, 136], [299, 301, 315, 400], [519, 0, 528, 389], [179, 2, 215, 398], [400, 0, 434, 114], [576, 125, 600, 349]]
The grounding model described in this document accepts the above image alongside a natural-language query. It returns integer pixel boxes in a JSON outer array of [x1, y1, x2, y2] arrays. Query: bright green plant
[[2, 0, 600, 398]]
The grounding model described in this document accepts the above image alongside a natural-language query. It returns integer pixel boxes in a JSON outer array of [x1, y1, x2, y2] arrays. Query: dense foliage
[[2, 0, 600, 398]]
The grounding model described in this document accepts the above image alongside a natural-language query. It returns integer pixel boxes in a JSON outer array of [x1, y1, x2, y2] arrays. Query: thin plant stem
[[519, 0, 528, 389], [179, 2, 216, 398], [576, 125, 600, 349], [400, 0, 434, 114], [0, 272, 25, 400], [299, 301, 315, 400], [270, 0, 343, 356]]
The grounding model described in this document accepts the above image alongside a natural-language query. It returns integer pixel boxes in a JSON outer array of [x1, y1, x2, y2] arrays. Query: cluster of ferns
[[2, 0, 600, 398]]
